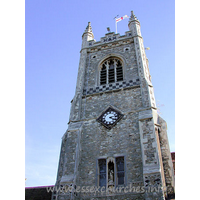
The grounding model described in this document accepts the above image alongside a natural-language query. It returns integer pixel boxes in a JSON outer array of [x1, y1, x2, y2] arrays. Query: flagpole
[[114, 15, 128, 34], [114, 15, 119, 34]]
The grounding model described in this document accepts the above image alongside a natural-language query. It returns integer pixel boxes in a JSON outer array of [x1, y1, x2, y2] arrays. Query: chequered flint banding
[[83, 78, 140, 96]]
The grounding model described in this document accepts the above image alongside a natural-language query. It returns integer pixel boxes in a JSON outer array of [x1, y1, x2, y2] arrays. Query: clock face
[[96, 106, 123, 129], [102, 111, 118, 124]]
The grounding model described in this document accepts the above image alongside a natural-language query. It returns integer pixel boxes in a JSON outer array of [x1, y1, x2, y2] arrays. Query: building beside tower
[[52, 11, 175, 200]]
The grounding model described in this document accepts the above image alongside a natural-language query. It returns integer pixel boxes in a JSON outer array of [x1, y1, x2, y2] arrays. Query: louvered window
[[100, 58, 123, 85], [100, 64, 107, 85], [116, 60, 123, 82], [108, 60, 115, 83]]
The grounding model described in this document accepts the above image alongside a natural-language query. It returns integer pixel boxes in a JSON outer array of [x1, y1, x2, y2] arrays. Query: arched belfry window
[[100, 58, 123, 85]]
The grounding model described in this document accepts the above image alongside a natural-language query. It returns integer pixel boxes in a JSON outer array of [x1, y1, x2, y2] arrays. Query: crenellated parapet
[[82, 30, 139, 51]]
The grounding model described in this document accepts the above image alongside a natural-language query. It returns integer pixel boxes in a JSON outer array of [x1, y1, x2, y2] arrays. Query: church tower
[[52, 11, 175, 200]]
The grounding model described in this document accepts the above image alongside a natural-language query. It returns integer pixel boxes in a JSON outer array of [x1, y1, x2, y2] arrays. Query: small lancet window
[[116, 157, 125, 185], [100, 58, 123, 85], [98, 159, 106, 187]]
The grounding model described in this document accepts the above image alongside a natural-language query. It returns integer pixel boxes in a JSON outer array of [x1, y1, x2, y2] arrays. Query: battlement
[[81, 11, 142, 50], [84, 31, 133, 49]]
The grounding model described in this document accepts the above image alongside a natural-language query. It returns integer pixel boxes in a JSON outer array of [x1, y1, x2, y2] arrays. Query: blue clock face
[[96, 107, 124, 129]]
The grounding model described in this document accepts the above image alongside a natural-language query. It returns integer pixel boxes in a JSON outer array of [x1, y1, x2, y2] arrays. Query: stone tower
[[52, 11, 175, 200]]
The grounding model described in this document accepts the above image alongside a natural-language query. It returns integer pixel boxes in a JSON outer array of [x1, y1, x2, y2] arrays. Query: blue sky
[[25, 0, 175, 187]]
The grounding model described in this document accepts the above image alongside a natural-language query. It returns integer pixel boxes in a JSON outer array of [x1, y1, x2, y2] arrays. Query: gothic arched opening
[[100, 57, 123, 85]]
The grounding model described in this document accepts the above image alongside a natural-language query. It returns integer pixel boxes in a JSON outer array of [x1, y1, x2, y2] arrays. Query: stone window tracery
[[100, 58, 123, 85], [97, 156, 125, 187]]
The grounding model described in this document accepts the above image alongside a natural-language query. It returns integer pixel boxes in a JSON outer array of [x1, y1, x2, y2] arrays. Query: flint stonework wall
[[75, 88, 145, 195], [81, 87, 142, 120], [83, 40, 138, 92]]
